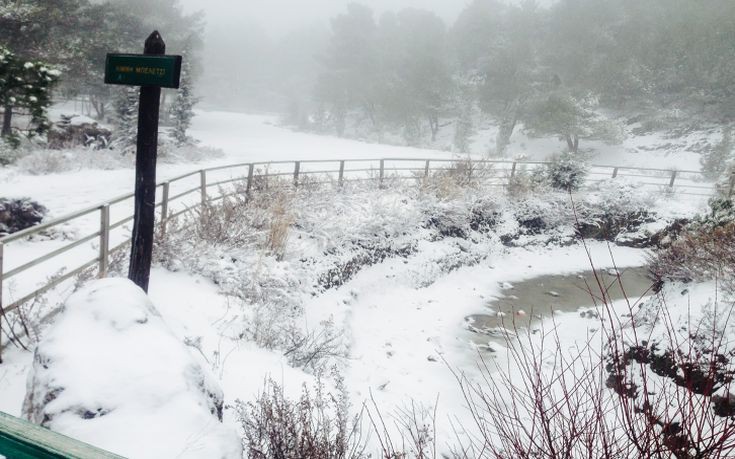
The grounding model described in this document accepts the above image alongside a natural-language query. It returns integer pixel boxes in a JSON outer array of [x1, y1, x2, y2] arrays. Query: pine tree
[[0, 46, 60, 147], [170, 47, 197, 146], [112, 87, 139, 154]]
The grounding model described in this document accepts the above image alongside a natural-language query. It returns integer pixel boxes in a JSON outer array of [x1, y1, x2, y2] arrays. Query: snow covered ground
[[0, 108, 721, 456]]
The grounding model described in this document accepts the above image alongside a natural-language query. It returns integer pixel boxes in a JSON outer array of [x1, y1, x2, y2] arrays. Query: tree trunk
[[2, 104, 12, 137], [91, 96, 106, 121], [496, 116, 518, 156], [427, 112, 439, 142], [565, 134, 580, 153], [495, 98, 522, 157]]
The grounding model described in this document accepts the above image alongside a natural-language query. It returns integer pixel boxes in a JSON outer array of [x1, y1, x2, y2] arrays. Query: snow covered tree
[[315, 4, 379, 136], [384, 9, 452, 143], [112, 87, 139, 153], [0, 47, 60, 147], [453, 0, 540, 156], [523, 92, 623, 154], [170, 44, 198, 146], [702, 128, 733, 181]]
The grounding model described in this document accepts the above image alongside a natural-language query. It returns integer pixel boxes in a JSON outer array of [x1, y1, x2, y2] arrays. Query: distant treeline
[[226, 0, 734, 152]]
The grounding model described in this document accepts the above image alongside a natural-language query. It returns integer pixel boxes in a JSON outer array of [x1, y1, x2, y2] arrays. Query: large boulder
[[22, 278, 242, 459], [0, 198, 47, 236]]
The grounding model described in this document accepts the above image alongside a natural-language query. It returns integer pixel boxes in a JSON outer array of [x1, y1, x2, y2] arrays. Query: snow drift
[[21, 278, 242, 459]]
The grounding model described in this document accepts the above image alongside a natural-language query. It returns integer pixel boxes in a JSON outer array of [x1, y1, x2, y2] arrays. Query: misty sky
[[179, 0, 472, 37]]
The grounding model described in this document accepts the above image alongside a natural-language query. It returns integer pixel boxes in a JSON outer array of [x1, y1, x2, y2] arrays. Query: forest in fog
[[218, 0, 735, 153], [1, 0, 733, 156]]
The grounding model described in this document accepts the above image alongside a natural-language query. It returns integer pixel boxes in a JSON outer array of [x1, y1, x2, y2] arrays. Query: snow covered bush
[[16, 148, 129, 174], [507, 167, 544, 197], [649, 198, 735, 293], [455, 270, 735, 458], [701, 127, 733, 180], [0, 197, 46, 235], [576, 179, 656, 242], [237, 377, 365, 459], [541, 153, 588, 191], [426, 159, 493, 198], [603, 282, 735, 458], [0, 137, 22, 165], [22, 278, 242, 458]]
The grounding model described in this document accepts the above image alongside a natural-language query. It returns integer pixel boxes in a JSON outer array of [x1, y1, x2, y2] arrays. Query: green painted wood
[[104, 54, 181, 88], [0, 411, 125, 459]]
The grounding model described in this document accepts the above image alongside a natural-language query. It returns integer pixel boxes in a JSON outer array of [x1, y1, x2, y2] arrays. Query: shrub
[[426, 159, 493, 199], [603, 288, 735, 459], [15, 148, 129, 174], [701, 128, 733, 181], [544, 153, 588, 191], [237, 377, 366, 459], [649, 198, 735, 293], [453, 265, 735, 458]]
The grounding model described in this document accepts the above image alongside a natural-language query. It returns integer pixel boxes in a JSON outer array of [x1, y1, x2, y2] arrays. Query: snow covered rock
[[47, 115, 111, 149], [22, 278, 242, 459], [0, 197, 46, 235]]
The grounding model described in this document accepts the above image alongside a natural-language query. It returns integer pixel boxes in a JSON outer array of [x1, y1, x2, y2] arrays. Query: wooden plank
[[0, 411, 125, 458], [99, 205, 110, 278]]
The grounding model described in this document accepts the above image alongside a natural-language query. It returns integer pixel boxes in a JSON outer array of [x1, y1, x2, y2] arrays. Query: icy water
[[467, 267, 654, 345]]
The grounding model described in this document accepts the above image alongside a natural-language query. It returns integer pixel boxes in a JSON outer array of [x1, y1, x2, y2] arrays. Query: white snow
[[21, 278, 242, 459], [0, 107, 724, 456]]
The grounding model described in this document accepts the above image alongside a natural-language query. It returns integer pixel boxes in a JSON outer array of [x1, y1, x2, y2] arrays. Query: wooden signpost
[[104, 31, 182, 292]]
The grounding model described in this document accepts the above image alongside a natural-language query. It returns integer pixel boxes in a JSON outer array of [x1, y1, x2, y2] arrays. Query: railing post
[[424, 160, 431, 179], [338, 160, 345, 187], [0, 241, 4, 364], [293, 161, 301, 188], [669, 170, 678, 188], [379, 159, 385, 187], [161, 181, 170, 237], [246, 164, 254, 196], [510, 162, 517, 180], [199, 170, 207, 207], [612, 167, 619, 178], [99, 204, 110, 278]]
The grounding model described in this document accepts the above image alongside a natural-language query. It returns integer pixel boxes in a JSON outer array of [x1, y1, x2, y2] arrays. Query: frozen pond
[[467, 266, 654, 344]]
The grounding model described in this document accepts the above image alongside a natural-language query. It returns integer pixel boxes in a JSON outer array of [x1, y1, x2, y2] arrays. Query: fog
[[180, 0, 467, 38], [4, 0, 731, 156]]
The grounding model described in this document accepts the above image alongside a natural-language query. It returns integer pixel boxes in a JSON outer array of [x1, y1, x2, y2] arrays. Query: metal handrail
[[0, 157, 726, 363]]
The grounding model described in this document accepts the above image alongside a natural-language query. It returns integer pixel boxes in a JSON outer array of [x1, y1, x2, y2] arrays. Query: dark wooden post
[[128, 31, 165, 292]]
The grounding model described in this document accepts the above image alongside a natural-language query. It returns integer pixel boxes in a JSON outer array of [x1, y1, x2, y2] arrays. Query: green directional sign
[[104, 54, 182, 88]]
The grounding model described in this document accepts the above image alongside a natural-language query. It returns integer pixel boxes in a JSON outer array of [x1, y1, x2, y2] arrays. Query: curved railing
[[0, 157, 731, 360]]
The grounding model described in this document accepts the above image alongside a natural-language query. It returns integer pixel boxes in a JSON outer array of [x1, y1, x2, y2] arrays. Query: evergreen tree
[[170, 45, 198, 146], [112, 87, 139, 153], [0, 46, 60, 146], [523, 92, 622, 154]]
